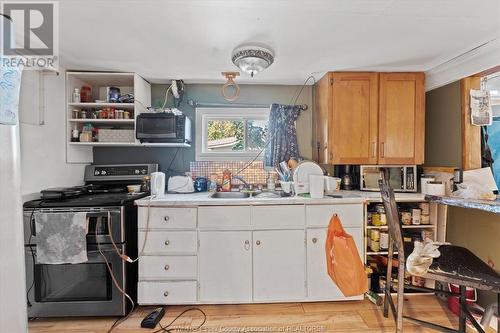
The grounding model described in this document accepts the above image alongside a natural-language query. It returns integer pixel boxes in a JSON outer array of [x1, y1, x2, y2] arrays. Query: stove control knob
[[134, 169, 140, 174], [102, 170, 107, 175], [141, 169, 147, 174], [94, 170, 100, 176]]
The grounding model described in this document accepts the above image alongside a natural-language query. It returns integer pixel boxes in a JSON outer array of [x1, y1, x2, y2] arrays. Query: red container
[[80, 85, 92, 102], [447, 284, 476, 316]]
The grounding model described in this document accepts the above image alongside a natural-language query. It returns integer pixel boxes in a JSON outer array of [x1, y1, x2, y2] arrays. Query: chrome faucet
[[232, 175, 252, 191]]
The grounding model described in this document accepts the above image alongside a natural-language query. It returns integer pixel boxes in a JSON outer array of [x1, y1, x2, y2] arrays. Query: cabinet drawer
[[138, 231, 197, 255], [139, 256, 197, 279], [252, 205, 305, 229], [138, 281, 197, 304], [198, 206, 251, 229], [306, 204, 363, 227], [138, 207, 197, 229]]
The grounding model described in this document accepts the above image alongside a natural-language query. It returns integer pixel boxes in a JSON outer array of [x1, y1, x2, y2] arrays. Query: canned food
[[421, 214, 430, 225], [412, 208, 421, 225], [370, 229, 380, 241], [380, 232, 389, 249], [370, 239, 380, 252], [379, 213, 387, 225], [401, 212, 412, 225], [419, 203, 430, 215], [372, 213, 381, 226]]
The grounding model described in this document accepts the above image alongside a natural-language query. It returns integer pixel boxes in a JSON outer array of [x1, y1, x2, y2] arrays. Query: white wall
[[19, 70, 85, 200]]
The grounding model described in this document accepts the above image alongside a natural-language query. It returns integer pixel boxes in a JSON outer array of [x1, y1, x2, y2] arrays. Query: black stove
[[24, 164, 158, 209], [24, 191, 149, 208]]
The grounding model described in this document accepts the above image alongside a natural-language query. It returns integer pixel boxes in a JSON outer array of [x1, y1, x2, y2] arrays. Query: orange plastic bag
[[325, 214, 368, 297]]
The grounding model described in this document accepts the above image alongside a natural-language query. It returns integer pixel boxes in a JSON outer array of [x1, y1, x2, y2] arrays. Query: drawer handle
[[312, 237, 318, 244], [164, 240, 170, 246], [244, 240, 250, 251], [164, 264, 170, 271], [164, 291, 169, 297], [256, 240, 261, 246], [164, 216, 170, 222]]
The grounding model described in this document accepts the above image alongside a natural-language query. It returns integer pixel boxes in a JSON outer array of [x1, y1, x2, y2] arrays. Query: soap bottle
[[267, 172, 276, 191], [208, 173, 218, 193], [222, 169, 232, 192]]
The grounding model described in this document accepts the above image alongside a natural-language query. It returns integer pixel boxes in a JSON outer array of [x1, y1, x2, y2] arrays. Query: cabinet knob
[[164, 240, 170, 246], [164, 291, 169, 297], [164, 216, 170, 222], [312, 237, 318, 244], [256, 240, 261, 246], [164, 264, 170, 271]]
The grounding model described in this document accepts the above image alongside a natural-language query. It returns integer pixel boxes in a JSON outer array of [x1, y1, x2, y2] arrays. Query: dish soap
[[222, 169, 232, 192]]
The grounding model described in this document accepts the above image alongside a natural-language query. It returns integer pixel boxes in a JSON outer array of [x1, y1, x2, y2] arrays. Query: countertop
[[425, 195, 500, 214], [135, 190, 426, 207]]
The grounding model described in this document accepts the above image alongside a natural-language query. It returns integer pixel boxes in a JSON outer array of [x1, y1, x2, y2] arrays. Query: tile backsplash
[[190, 161, 270, 185]]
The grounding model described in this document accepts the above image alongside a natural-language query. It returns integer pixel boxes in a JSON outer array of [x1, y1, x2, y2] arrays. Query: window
[[196, 108, 269, 161]]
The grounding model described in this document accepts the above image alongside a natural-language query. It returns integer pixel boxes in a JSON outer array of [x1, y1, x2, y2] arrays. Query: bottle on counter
[[73, 88, 81, 103], [267, 172, 276, 191], [221, 169, 232, 192], [141, 176, 151, 193], [208, 173, 218, 192]]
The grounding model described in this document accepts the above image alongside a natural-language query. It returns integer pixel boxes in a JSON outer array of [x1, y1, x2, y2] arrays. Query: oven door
[[25, 244, 127, 317], [136, 114, 177, 139]]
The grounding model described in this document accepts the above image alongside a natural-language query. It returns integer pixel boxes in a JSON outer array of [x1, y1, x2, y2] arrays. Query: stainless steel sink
[[252, 191, 282, 199], [210, 192, 251, 199]]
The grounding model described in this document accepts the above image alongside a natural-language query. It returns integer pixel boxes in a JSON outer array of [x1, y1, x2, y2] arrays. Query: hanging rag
[[264, 103, 301, 168], [35, 212, 88, 264]]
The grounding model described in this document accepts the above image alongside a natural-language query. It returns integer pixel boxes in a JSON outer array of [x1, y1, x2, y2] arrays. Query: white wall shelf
[[366, 225, 436, 230], [66, 71, 152, 163], [69, 141, 191, 148], [68, 119, 135, 124], [68, 102, 135, 109]]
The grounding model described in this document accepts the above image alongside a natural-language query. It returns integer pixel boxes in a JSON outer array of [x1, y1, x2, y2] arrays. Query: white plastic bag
[[407, 241, 443, 276], [451, 181, 496, 201]]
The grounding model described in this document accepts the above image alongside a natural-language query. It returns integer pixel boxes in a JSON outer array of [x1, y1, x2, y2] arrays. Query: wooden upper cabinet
[[329, 72, 379, 165], [313, 74, 331, 164], [378, 73, 425, 165]]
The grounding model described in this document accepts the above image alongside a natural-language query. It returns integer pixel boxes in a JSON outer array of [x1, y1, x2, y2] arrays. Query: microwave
[[136, 113, 191, 144], [360, 165, 417, 192]]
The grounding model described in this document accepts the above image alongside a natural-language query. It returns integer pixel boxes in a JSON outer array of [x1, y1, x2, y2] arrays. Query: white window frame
[[195, 107, 270, 161]]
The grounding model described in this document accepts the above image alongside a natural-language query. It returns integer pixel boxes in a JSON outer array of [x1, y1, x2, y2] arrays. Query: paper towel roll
[[425, 182, 446, 196]]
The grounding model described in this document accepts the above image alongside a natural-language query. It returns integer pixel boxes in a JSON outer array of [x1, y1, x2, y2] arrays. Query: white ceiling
[[59, 0, 500, 84]]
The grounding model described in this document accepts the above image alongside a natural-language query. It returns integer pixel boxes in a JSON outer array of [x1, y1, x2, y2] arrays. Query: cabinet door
[[199, 231, 252, 302], [253, 230, 305, 301], [330, 72, 379, 164], [314, 74, 331, 163], [378, 72, 425, 164], [306, 227, 363, 301]]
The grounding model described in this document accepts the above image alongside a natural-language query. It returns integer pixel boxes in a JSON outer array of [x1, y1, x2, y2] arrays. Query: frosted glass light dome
[[231, 46, 274, 77]]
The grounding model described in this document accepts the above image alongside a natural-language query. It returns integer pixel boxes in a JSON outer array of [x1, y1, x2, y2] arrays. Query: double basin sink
[[210, 191, 282, 199]]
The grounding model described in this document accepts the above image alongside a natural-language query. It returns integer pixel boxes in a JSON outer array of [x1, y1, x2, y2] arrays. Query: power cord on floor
[[153, 308, 207, 333]]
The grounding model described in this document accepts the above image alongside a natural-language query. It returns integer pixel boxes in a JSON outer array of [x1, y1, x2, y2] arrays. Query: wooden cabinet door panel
[[314, 74, 331, 163], [379, 73, 425, 164], [330, 72, 378, 164]]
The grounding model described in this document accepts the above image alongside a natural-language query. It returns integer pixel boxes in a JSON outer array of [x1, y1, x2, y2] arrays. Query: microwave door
[[143, 116, 177, 138]]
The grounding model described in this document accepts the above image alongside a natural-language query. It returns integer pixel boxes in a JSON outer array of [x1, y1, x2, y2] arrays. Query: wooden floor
[[29, 295, 486, 333]]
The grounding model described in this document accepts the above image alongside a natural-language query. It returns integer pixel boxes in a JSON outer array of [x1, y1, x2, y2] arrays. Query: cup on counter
[[324, 176, 341, 194], [280, 181, 293, 194], [309, 175, 325, 198]]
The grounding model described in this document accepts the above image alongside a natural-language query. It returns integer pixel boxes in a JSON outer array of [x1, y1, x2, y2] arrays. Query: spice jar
[[72, 109, 80, 119], [123, 111, 131, 119], [80, 110, 87, 119]]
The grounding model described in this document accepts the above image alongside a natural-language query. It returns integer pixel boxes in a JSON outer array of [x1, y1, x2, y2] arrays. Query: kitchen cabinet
[[253, 230, 305, 301], [378, 73, 425, 164], [198, 231, 253, 302], [314, 71, 425, 165], [306, 227, 363, 300], [137, 203, 364, 305]]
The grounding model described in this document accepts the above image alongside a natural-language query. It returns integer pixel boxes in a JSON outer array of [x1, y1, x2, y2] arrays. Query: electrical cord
[[153, 308, 207, 333], [95, 219, 135, 333], [234, 74, 316, 176], [162, 85, 172, 109]]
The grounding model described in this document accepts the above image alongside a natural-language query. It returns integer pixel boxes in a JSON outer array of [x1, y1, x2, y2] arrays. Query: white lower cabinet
[[306, 227, 364, 301], [138, 204, 365, 305], [199, 231, 253, 302], [253, 230, 305, 301]]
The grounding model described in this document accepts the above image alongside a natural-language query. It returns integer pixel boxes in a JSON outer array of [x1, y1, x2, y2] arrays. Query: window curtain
[[264, 103, 301, 168], [0, 57, 24, 125]]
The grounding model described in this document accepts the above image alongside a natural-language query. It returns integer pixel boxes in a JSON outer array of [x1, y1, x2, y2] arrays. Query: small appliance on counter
[[360, 165, 417, 192], [151, 171, 166, 197], [136, 112, 191, 144], [291, 160, 324, 195], [167, 175, 195, 193]]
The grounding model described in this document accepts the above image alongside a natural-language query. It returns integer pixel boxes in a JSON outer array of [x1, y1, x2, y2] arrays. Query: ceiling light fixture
[[231, 45, 274, 77]]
